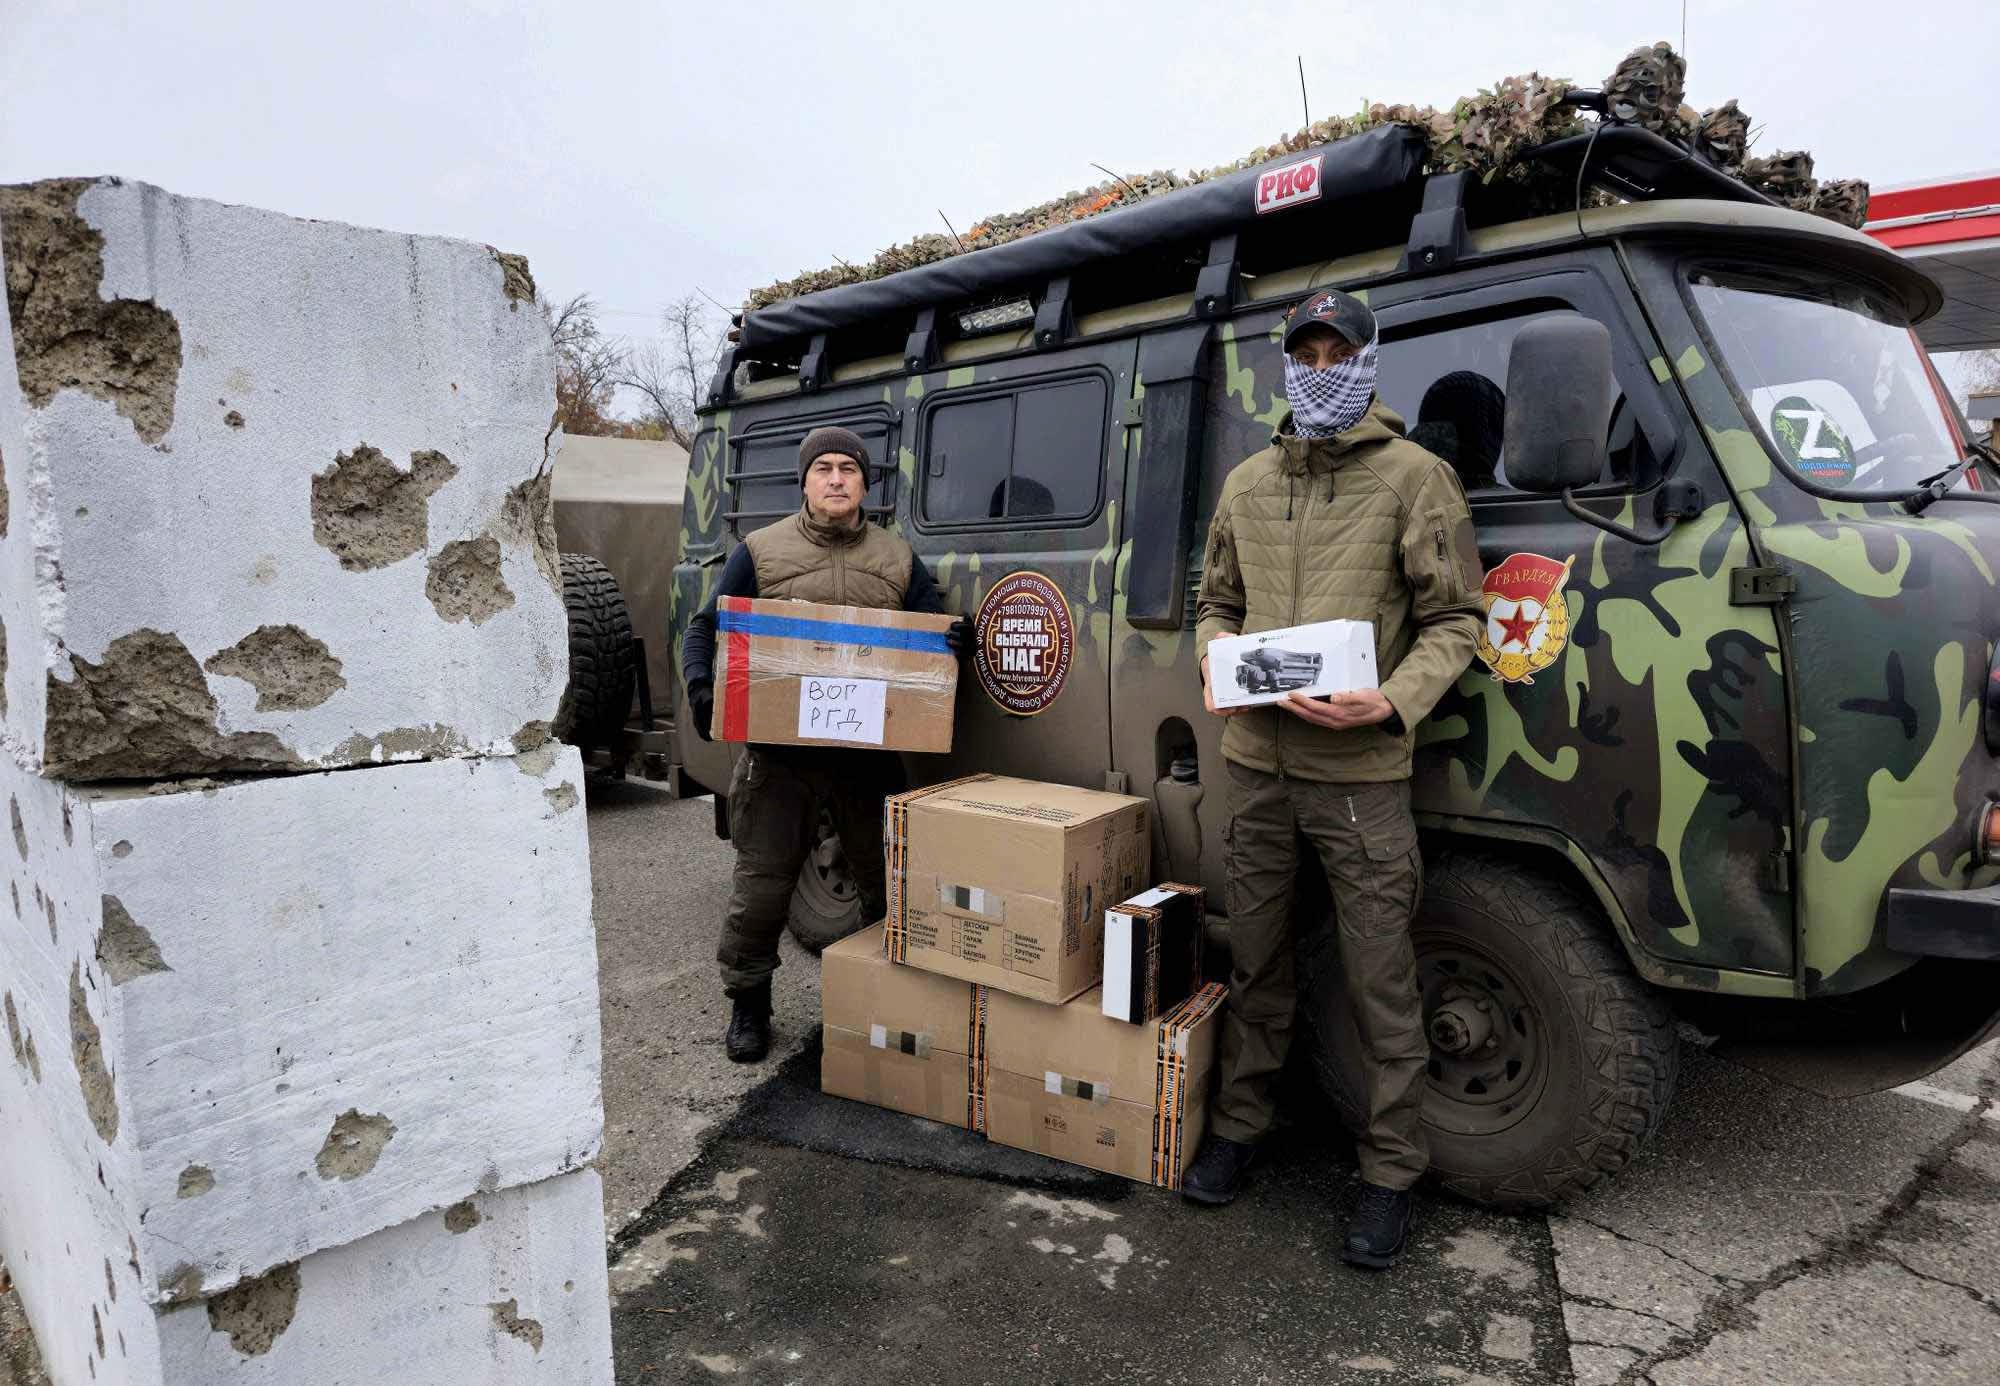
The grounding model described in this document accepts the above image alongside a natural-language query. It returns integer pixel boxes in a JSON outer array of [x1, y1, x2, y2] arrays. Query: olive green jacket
[[1195, 399, 1485, 783]]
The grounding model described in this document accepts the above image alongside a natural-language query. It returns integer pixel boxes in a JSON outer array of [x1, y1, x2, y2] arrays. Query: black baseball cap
[[1282, 289, 1377, 352]]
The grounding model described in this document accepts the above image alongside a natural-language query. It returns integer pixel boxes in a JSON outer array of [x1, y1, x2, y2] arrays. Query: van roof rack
[[736, 121, 1775, 353], [737, 125, 1425, 351], [1520, 120, 1777, 207]]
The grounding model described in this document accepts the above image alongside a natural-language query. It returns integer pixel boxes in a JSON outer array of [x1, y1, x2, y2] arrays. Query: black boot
[[1181, 1135, 1257, 1206], [1342, 1182, 1412, 1269], [724, 984, 772, 1063]]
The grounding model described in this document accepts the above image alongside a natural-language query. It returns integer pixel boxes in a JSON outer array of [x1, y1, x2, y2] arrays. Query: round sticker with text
[[973, 570, 1074, 716]]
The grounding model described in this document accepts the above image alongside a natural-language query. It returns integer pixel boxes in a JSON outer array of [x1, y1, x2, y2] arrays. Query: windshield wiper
[[1904, 442, 2000, 515]]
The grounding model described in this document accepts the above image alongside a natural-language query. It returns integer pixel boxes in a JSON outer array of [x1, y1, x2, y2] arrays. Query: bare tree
[[618, 293, 723, 448], [619, 339, 685, 446], [542, 293, 626, 437]]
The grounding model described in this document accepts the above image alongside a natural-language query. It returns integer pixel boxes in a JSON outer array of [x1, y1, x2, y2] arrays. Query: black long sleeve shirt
[[680, 543, 947, 692]]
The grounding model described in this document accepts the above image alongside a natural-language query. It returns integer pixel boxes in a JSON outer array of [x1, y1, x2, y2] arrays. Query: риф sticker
[[1254, 154, 1323, 215]]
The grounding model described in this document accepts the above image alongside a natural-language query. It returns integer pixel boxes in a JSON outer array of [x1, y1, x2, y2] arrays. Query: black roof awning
[[738, 124, 1428, 351]]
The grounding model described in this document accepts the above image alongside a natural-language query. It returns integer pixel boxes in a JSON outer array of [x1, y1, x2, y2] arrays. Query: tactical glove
[[945, 614, 974, 656], [687, 678, 715, 742]]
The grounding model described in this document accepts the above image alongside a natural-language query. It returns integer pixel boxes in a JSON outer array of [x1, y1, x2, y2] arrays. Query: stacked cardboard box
[[824, 774, 1223, 1188], [822, 927, 1225, 1187]]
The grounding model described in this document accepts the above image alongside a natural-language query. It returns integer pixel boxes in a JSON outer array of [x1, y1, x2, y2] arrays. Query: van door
[[1371, 257, 1797, 979], [900, 338, 1139, 791]]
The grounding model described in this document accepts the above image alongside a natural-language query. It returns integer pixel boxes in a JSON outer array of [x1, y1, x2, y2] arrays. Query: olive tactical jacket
[[1195, 399, 1485, 783]]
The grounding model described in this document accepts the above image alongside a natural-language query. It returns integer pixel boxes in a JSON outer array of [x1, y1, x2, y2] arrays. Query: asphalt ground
[[593, 783, 2000, 1386], [5, 779, 1996, 1385]]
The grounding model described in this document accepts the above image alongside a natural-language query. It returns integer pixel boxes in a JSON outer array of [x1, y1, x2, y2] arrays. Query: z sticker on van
[[1253, 154, 1323, 215], [1475, 553, 1575, 685], [973, 570, 1074, 716]]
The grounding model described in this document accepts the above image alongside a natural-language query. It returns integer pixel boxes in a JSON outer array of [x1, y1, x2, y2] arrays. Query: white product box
[[1205, 620, 1376, 708], [0, 747, 602, 1311], [0, 177, 565, 780]]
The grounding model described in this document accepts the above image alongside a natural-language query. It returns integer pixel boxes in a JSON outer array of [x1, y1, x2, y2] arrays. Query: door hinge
[[1103, 770, 1130, 795], [1762, 848, 1791, 893], [1120, 398, 1144, 428], [1730, 566, 1797, 606]]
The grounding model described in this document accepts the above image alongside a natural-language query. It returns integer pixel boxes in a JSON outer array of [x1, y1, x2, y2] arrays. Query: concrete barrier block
[[0, 747, 601, 1313], [0, 177, 566, 780], [5, 1167, 611, 1386]]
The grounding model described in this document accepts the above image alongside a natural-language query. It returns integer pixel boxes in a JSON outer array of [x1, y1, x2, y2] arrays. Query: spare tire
[[554, 552, 637, 749]]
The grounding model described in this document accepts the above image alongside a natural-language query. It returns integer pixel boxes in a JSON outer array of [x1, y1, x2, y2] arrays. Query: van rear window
[[921, 376, 1107, 526]]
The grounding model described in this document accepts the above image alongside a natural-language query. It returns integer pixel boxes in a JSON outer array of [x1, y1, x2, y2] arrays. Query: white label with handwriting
[[798, 677, 887, 744]]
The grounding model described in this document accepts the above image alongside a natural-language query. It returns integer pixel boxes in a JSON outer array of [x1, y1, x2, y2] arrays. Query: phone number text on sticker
[[972, 571, 1074, 716]]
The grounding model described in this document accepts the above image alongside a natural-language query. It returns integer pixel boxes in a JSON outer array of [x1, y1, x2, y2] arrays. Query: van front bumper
[[1887, 884, 2000, 960]]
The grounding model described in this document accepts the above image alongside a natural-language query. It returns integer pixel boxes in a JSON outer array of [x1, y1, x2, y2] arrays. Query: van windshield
[[1687, 264, 1967, 495]]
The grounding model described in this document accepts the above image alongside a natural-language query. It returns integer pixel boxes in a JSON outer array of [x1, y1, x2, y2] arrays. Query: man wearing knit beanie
[[680, 426, 971, 1062]]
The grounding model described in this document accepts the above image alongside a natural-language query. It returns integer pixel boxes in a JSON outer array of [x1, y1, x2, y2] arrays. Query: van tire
[[786, 815, 867, 953], [1297, 846, 1679, 1209], [554, 552, 637, 750]]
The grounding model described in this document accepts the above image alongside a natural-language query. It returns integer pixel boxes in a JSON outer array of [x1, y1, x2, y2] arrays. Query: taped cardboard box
[[1103, 882, 1206, 1023], [821, 924, 982, 1128], [983, 983, 1226, 1188], [884, 774, 1150, 1004], [712, 596, 958, 752]]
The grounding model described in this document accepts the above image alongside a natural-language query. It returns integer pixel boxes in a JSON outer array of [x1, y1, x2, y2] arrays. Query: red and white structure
[[1865, 171, 2000, 353]]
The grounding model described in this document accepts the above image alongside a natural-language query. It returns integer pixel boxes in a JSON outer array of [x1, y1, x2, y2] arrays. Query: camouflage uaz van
[[665, 124, 2000, 1206]]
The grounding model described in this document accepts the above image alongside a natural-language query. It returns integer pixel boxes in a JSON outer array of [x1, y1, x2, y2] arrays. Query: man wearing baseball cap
[[1185, 288, 1485, 1269], [681, 426, 968, 1063]]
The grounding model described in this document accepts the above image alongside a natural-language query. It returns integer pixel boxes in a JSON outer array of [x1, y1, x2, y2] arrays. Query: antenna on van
[[1090, 164, 1141, 200], [1298, 56, 1310, 128], [936, 209, 965, 254]]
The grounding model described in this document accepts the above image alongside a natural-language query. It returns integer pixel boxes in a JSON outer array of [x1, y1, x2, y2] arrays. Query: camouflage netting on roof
[[746, 42, 1872, 312]]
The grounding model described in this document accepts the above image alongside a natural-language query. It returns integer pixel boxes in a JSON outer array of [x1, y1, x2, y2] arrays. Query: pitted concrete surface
[[589, 789, 2000, 1384]]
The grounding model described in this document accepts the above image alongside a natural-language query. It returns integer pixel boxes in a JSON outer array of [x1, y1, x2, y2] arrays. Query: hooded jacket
[[1195, 399, 1485, 783]]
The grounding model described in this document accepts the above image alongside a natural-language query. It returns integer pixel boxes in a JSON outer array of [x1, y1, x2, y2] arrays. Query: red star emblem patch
[[1496, 607, 1538, 650]]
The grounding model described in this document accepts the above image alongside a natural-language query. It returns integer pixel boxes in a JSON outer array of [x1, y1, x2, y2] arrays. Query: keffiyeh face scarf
[[1283, 334, 1379, 438]]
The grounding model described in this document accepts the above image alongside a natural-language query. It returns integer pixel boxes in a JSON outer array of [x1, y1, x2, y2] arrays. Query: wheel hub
[[1416, 940, 1546, 1137], [1427, 997, 1493, 1055]]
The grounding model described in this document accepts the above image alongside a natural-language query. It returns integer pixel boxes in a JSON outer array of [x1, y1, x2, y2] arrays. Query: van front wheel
[[786, 816, 866, 953], [1297, 847, 1679, 1209]]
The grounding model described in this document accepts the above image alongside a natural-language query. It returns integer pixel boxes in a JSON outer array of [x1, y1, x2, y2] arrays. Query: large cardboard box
[[821, 925, 981, 1128], [884, 775, 1151, 1004], [983, 983, 1226, 1188], [1103, 882, 1206, 1023], [711, 596, 958, 752], [1206, 618, 1376, 708]]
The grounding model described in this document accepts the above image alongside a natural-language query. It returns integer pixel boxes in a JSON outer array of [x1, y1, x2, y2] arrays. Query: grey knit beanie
[[798, 426, 873, 484]]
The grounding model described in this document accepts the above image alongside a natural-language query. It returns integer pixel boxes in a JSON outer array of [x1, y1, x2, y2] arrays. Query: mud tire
[[786, 814, 867, 954], [554, 552, 637, 750], [1298, 846, 1679, 1209]]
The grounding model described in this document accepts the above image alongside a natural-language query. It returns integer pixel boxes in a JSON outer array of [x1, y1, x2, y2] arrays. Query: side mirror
[[1503, 315, 1613, 494]]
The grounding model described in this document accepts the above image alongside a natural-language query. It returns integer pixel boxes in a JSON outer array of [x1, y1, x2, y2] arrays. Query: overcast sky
[[4, 1, 1995, 393]]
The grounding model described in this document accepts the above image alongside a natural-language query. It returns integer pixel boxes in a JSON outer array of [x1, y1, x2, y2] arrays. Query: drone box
[[1205, 619, 1376, 709], [1102, 882, 1206, 1024]]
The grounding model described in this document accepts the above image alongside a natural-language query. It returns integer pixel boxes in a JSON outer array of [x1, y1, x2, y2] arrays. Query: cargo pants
[[717, 746, 903, 995], [1213, 759, 1430, 1190]]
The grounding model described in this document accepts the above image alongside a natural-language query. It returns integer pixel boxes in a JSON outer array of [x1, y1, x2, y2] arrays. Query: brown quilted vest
[[745, 506, 914, 610]]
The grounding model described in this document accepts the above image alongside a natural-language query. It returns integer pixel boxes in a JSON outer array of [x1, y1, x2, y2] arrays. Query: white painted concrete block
[[0, 747, 601, 1317], [0, 176, 566, 780], [5, 1168, 612, 1386]]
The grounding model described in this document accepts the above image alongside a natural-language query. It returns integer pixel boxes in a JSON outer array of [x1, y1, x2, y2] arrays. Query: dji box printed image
[[1206, 619, 1376, 709]]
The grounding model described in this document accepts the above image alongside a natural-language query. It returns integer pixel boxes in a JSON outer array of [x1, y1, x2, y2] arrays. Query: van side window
[[921, 375, 1107, 525], [729, 418, 896, 535], [1378, 308, 1656, 494]]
